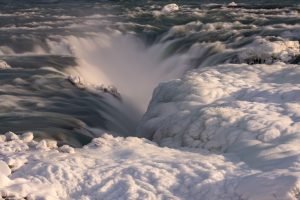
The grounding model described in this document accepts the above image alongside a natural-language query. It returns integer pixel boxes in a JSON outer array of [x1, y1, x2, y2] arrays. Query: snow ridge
[[0, 133, 257, 200]]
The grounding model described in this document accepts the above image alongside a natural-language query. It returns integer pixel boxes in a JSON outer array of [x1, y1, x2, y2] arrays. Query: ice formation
[[1, 132, 300, 200], [237, 38, 300, 64], [228, 2, 238, 7], [138, 63, 300, 199], [161, 3, 179, 14], [153, 3, 179, 16], [0, 60, 10, 69], [139, 63, 300, 150]]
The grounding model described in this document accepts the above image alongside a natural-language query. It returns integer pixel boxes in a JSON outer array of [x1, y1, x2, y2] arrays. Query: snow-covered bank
[[0, 133, 254, 200], [137, 62, 300, 199], [1, 132, 300, 200]]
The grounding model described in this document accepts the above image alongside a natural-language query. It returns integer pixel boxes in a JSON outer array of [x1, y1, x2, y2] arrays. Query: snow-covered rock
[[0, 161, 11, 176], [138, 63, 300, 199], [153, 3, 179, 16], [139, 63, 300, 151], [228, 2, 237, 7], [59, 145, 75, 154], [162, 3, 179, 13], [67, 75, 86, 89], [5, 131, 19, 141], [0, 134, 256, 200], [21, 132, 34, 143], [0, 135, 6, 143], [35, 140, 49, 150], [1, 129, 300, 199], [34, 139, 58, 151], [0, 60, 10, 69], [6, 157, 27, 171], [46, 139, 58, 149], [237, 38, 300, 64]]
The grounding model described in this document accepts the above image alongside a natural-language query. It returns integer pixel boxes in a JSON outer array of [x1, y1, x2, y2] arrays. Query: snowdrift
[[138, 63, 300, 199]]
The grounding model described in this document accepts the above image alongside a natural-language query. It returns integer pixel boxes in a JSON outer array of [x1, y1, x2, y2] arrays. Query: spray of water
[[57, 33, 190, 115]]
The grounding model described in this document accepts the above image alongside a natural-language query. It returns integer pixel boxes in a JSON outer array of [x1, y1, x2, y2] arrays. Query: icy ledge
[[236, 38, 300, 64], [153, 3, 179, 17], [138, 63, 300, 199], [1, 131, 300, 200], [0, 60, 11, 69], [0, 132, 251, 200]]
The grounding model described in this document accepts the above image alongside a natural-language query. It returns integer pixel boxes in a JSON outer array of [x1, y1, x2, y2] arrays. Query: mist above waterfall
[[60, 33, 190, 114]]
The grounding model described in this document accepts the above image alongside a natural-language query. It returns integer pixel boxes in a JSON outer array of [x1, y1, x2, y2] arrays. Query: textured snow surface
[[0, 60, 10, 69], [237, 38, 300, 64], [161, 4, 179, 14], [153, 4, 179, 17], [0, 133, 298, 200], [0, 133, 258, 200], [138, 63, 300, 199]]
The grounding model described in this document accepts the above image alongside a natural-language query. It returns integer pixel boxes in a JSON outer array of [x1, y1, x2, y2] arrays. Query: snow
[[5, 132, 19, 141], [228, 2, 237, 7], [59, 145, 75, 154], [20, 132, 34, 143], [0, 60, 10, 69], [237, 38, 300, 64], [153, 3, 179, 16], [161, 3, 179, 14], [0, 133, 259, 200], [138, 63, 300, 199], [0, 129, 299, 199], [139, 63, 300, 151], [0, 161, 11, 177]]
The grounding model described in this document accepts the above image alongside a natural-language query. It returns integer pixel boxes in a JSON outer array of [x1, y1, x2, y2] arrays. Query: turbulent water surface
[[0, 0, 299, 146]]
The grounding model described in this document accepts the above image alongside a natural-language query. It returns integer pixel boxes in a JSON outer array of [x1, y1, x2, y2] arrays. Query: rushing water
[[0, 0, 299, 146]]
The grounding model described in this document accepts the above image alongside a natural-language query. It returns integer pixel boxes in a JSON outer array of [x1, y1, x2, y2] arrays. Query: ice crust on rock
[[0, 131, 287, 200], [59, 145, 75, 154], [67, 75, 121, 99], [162, 3, 179, 13], [1, 128, 300, 199], [0, 161, 11, 177], [0, 135, 6, 143], [0, 60, 10, 69], [21, 132, 34, 143], [5, 131, 19, 141], [237, 38, 300, 64], [139, 63, 300, 151], [228, 2, 237, 7], [138, 63, 300, 199], [153, 3, 179, 16], [0, 132, 264, 200]]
